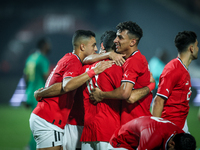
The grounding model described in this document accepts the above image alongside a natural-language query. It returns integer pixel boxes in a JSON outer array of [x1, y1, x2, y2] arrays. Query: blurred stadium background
[[0, 0, 200, 149]]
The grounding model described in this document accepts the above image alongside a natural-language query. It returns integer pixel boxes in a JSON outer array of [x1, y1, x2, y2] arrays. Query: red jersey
[[110, 116, 184, 150], [157, 57, 191, 129], [80, 60, 123, 142], [121, 50, 152, 125], [67, 86, 84, 126], [33, 53, 83, 129]]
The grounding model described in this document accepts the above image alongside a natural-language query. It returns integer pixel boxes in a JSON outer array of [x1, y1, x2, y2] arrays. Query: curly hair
[[116, 21, 143, 44], [174, 31, 197, 53], [173, 133, 196, 150]]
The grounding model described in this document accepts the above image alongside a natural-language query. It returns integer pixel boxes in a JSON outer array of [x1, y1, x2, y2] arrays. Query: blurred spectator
[[23, 37, 51, 150]]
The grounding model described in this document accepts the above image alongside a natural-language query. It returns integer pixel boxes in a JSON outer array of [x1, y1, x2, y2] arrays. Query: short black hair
[[72, 30, 95, 48], [100, 31, 111, 45], [116, 21, 143, 44], [173, 133, 196, 150], [37, 38, 49, 50], [174, 31, 197, 53], [102, 31, 116, 51]]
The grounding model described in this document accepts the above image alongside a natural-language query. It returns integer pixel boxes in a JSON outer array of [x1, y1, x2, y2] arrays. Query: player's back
[[81, 60, 123, 141], [110, 116, 184, 150]]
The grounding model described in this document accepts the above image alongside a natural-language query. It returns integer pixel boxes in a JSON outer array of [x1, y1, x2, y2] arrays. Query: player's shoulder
[[107, 63, 122, 73], [27, 52, 38, 60], [63, 52, 78, 60], [60, 53, 82, 64], [38, 54, 49, 63], [165, 58, 186, 74], [100, 64, 122, 80], [127, 50, 147, 64]]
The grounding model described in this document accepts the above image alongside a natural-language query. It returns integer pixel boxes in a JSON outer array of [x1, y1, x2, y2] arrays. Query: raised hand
[[109, 51, 126, 66], [93, 60, 114, 75]]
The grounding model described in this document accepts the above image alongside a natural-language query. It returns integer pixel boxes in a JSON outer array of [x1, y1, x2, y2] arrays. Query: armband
[[147, 82, 155, 92], [87, 69, 96, 78]]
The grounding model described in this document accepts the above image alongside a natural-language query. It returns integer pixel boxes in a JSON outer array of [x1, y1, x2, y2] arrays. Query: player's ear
[[168, 140, 175, 149], [80, 44, 85, 51], [130, 39, 137, 47], [189, 45, 194, 54], [101, 42, 105, 50]]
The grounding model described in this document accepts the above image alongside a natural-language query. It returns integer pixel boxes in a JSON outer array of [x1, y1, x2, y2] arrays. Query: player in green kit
[[23, 37, 51, 150]]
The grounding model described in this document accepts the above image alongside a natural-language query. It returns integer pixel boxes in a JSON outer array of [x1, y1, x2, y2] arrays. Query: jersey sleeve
[[157, 68, 180, 99], [122, 57, 143, 85]]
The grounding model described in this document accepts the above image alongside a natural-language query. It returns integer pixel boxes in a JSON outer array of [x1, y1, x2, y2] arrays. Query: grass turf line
[[0, 104, 199, 149]]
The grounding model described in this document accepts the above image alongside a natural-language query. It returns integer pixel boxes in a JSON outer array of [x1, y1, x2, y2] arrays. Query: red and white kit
[[157, 57, 191, 130], [110, 116, 184, 150], [121, 50, 153, 125], [33, 52, 83, 129], [81, 59, 123, 142]]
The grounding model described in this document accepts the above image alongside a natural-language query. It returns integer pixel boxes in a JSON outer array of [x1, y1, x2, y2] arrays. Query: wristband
[[147, 82, 155, 92], [87, 69, 96, 78]]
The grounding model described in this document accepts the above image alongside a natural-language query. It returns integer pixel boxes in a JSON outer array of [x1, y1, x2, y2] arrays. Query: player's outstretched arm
[[83, 51, 125, 66], [63, 60, 114, 92]]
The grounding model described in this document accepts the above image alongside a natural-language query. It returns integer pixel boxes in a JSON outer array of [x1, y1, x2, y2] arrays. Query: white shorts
[[182, 119, 190, 134], [107, 143, 128, 150], [81, 141, 109, 150], [63, 124, 83, 150], [29, 113, 64, 148]]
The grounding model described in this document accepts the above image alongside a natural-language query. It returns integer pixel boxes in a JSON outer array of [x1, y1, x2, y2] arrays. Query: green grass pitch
[[0, 104, 199, 150]]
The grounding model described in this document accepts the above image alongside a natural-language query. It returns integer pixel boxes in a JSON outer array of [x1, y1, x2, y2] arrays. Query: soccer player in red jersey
[[108, 116, 196, 150], [152, 31, 199, 133], [90, 21, 155, 125], [30, 30, 114, 150], [80, 31, 123, 150], [33, 31, 126, 150], [62, 31, 127, 150]]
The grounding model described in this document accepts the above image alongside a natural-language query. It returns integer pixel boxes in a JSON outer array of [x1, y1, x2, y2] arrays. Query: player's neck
[[73, 50, 84, 62], [125, 47, 138, 59], [178, 53, 192, 69]]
